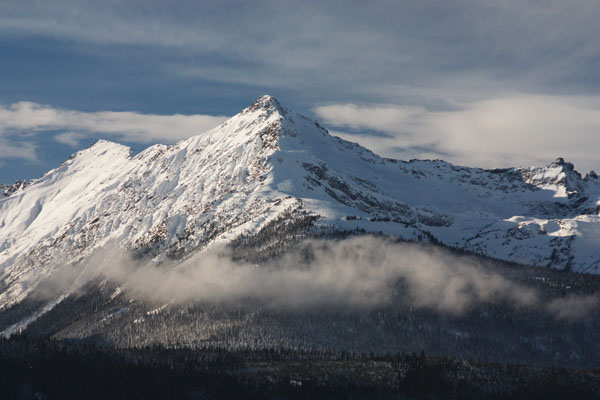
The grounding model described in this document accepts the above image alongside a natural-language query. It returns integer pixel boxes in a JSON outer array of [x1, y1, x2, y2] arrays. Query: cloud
[[1, 1, 598, 98], [0, 101, 229, 143], [313, 104, 426, 133], [547, 294, 599, 320], [2, 2, 599, 179], [316, 94, 600, 173], [32, 236, 597, 320], [0, 101, 229, 161], [54, 132, 86, 147], [0, 139, 38, 165]]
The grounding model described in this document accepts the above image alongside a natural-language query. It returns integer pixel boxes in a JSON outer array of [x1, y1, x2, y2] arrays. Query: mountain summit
[[1, 95, 600, 308]]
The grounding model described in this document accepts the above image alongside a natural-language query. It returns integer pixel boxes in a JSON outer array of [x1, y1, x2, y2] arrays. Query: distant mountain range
[[1, 95, 599, 310]]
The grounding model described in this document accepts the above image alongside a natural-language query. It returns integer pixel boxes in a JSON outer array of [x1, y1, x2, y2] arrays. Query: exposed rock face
[[1, 180, 33, 197]]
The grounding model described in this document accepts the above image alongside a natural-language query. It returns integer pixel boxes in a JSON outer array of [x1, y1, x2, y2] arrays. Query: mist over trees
[[2, 228, 600, 398]]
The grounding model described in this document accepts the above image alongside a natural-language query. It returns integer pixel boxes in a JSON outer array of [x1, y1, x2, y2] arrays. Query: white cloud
[[314, 104, 426, 133], [54, 131, 86, 147], [0, 101, 229, 161], [0, 102, 229, 143], [2, 1, 598, 98], [44, 236, 596, 319], [316, 94, 600, 173], [0, 139, 37, 164]]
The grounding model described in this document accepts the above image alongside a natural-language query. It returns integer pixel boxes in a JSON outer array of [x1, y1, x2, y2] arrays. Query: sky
[[1, 0, 599, 184]]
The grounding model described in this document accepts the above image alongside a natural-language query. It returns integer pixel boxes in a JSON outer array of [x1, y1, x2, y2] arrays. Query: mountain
[[1, 95, 600, 310]]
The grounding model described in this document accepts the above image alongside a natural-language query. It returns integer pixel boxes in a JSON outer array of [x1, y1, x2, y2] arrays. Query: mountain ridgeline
[[1, 95, 599, 309]]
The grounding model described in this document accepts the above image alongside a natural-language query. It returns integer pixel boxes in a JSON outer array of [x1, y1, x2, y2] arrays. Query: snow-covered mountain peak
[[1, 95, 600, 310], [519, 157, 587, 199], [245, 94, 286, 114], [194, 95, 286, 143], [548, 157, 575, 170], [75, 139, 131, 160], [180, 95, 332, 163]]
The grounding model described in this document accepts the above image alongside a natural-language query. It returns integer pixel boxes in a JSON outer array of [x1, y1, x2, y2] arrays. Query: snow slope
[[1, 95, 599, 309]]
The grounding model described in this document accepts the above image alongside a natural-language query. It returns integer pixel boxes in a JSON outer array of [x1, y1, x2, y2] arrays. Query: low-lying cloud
[[45, 237, 598, 320], [316, 94, 600, 174], [547, 294, 600, 321]]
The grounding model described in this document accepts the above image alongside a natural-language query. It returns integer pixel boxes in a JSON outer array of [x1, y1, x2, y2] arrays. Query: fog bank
[[42, 237, 599, 319]]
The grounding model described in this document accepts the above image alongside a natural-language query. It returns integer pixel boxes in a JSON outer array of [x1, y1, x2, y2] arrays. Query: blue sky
[[1, 0, 599, 183]]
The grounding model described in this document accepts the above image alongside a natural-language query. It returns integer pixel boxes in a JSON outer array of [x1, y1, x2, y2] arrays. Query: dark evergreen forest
[[1, 226, 599, 398], [1, 335, 599, 399]]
